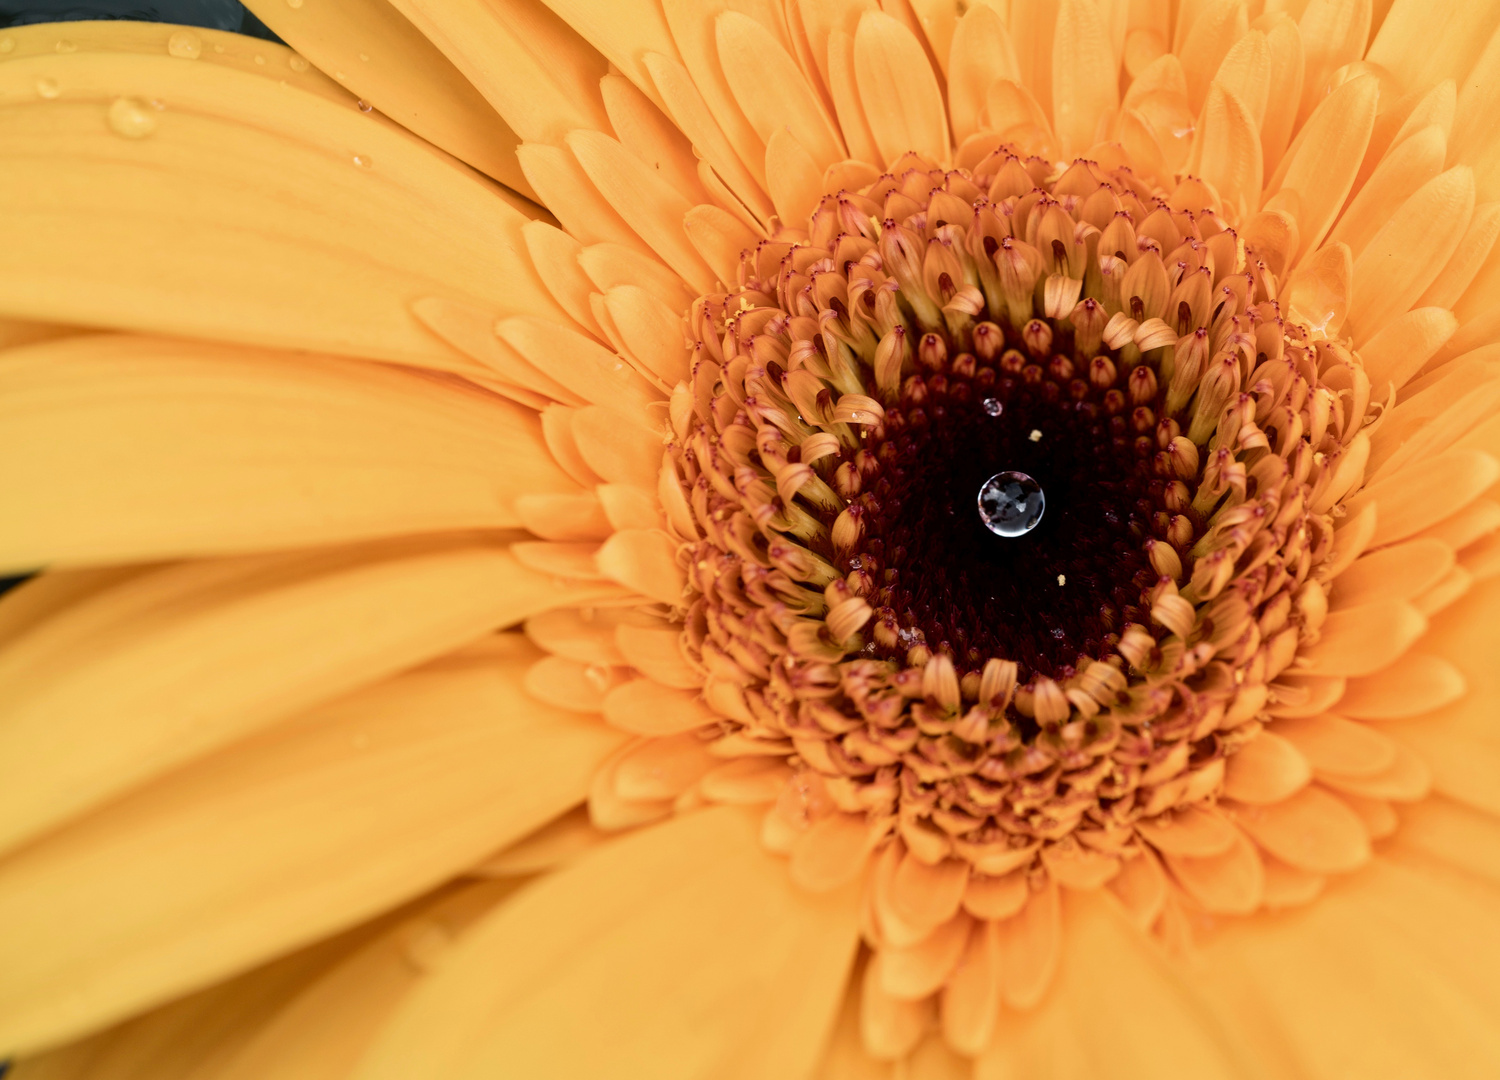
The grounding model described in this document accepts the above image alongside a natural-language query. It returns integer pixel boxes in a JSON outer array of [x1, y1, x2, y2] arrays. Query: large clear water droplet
[[166, 30, 202, 59], [107, 97, 158, 139], [978, 471, 1044, 537], [982, 397, 1002, 416]]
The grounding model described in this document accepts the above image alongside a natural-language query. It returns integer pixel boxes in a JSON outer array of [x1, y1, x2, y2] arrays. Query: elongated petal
[[354, 805, 861, 1080], [1269, 74, 1378, 262], [0, 336, 574, 570], [976, 889, 1255, 1080], [0, 31, 564, 368], [0, 637, 625, 1054], [0, 539, 626, 855], [389, 0, 608, 146], [241, 0, 532, 194], [1051, 0, 1118, 159], [853, 10, 947, 167]]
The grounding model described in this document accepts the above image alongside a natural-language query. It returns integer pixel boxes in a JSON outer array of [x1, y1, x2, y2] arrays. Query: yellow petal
[[975, 888, 1254, 1080], [945, 3, 1019, 143], [765, 126, 825, 228], [1222, 729, 1312, 803], [567, 128, 717, 293], [1136, 804, 1238, 857], [1368, 0, 1500, 108], [212, 880, 526, 1080], [496, 315, 662, 415], [1419, 202, 1500, 309], [1330, 537, 1455, 610], [0, 538, 626, 856], [1211, 28, 1269, 126], [1282, 241, 1352, 337], [1344, 447, 1499, 548], [1394, 795, 1500, 888], [1355, 306, 1458, 392], [0, 35, 563, 369], [998, 877, 1060, 1009], [519, 221, 609, 339], [1258, 14, 1303, 175], [853, 10, 948, 167], [1347, 166, 1475, 338], [10, 919, 373, 1080], [602, 677, 716, 735], [1197, 855, 1500, 1077], [825, 26, 883, 167], [1187, 81, 1262, 222], [1007, 0, 1058, 118], [1177, 0, 1248, 115], [1273, 714, 1396, 777], [717, 10, 844, 171], [1294, 0, 1371, 126], [1231, 785, 1371, 872], [1051, 0, 1118, 159], [0, 335, 574, 570], [517, 141, 652, 253], [0, 637, 625, 1054], [241, 0, 532, 195], [1162, 826, 1265, 914], [596, 528, 686, 604], [1337, 653, 1467, 719], [538, 0, 681, 108], [355, 805, 860, 1080], [1327, 124, 1446, 260], [1268, 74, 1378, 262]]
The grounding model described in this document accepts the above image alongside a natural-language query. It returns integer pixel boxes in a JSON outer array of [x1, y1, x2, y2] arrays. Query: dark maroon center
[[840, 321, 1201, 681]]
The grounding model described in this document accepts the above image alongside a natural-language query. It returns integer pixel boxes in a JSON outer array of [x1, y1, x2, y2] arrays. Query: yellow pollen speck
[[1057, 574, 1066, 586], [1029, 429, 1043, 441]]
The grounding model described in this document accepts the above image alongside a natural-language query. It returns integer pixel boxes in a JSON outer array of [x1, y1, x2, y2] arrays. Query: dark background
[[0, 0, 281, 39]]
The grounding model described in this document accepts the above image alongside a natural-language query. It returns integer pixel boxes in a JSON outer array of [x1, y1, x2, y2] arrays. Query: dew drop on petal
[[107, 97, 159, 139], [583, 664, 613, 692], [358, 52, 370, 61], [54, 39, 76, 53], [288, 54, 310, 72], [0, 37, 14, 54], [166, 30, 201, 59], [982, 397, 1002, 416], [977, 471, 1045, 538], [286, 0, 304, 8], [356, 99, 373, 113], [352, 154, 371, 168], [254, 54, 266, 65], [35, 78, 59, 99]]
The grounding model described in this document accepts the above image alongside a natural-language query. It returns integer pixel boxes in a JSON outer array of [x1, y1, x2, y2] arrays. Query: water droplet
[[334, 70, 346, 80], [166, 29, 201, 59], [254, 54, 266, 65], [356, 99, 373, 113], [35, 78, 59, 99], [982, 397, 1002, 417], [583, 664, 613, 692], [288, 54, 309, 72], [55, 39, 76, 54], [358, 51, 370, 61], [977, 471, 1045, 538], [352, 154, 371, 168], [0, 37, 14, 53], [107, 97, 158, 139], [213, 43, 225, 53], [286, 0, 305, 7]]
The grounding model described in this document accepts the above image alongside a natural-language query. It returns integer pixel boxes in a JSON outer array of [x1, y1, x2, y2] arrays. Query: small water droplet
[[288, 54, 309, 72], [977, 471, 1045, 538], [358, 51, 370, 61], [334, 70, 346, 80], [254, 54, 266, 65], [286, 0, 305, 7], [55, 39, 76, 53], [982, 397, 1002, 417], [107, 96, 158, 139], [0, 36, 14, 54], [356, 99, 373, 113], [213, 43, 225, 53], [166, 29, 201, 59], [352, 154, 371, 168], [35, 78, 59, 99], [584, 664, 613, 692]]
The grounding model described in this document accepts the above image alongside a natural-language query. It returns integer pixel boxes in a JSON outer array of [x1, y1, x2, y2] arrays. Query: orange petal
[[1232, 785, 1372, 873]]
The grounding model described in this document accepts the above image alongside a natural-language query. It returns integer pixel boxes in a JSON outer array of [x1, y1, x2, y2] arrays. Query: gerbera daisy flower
[[3, 0, 1500, 1075]]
